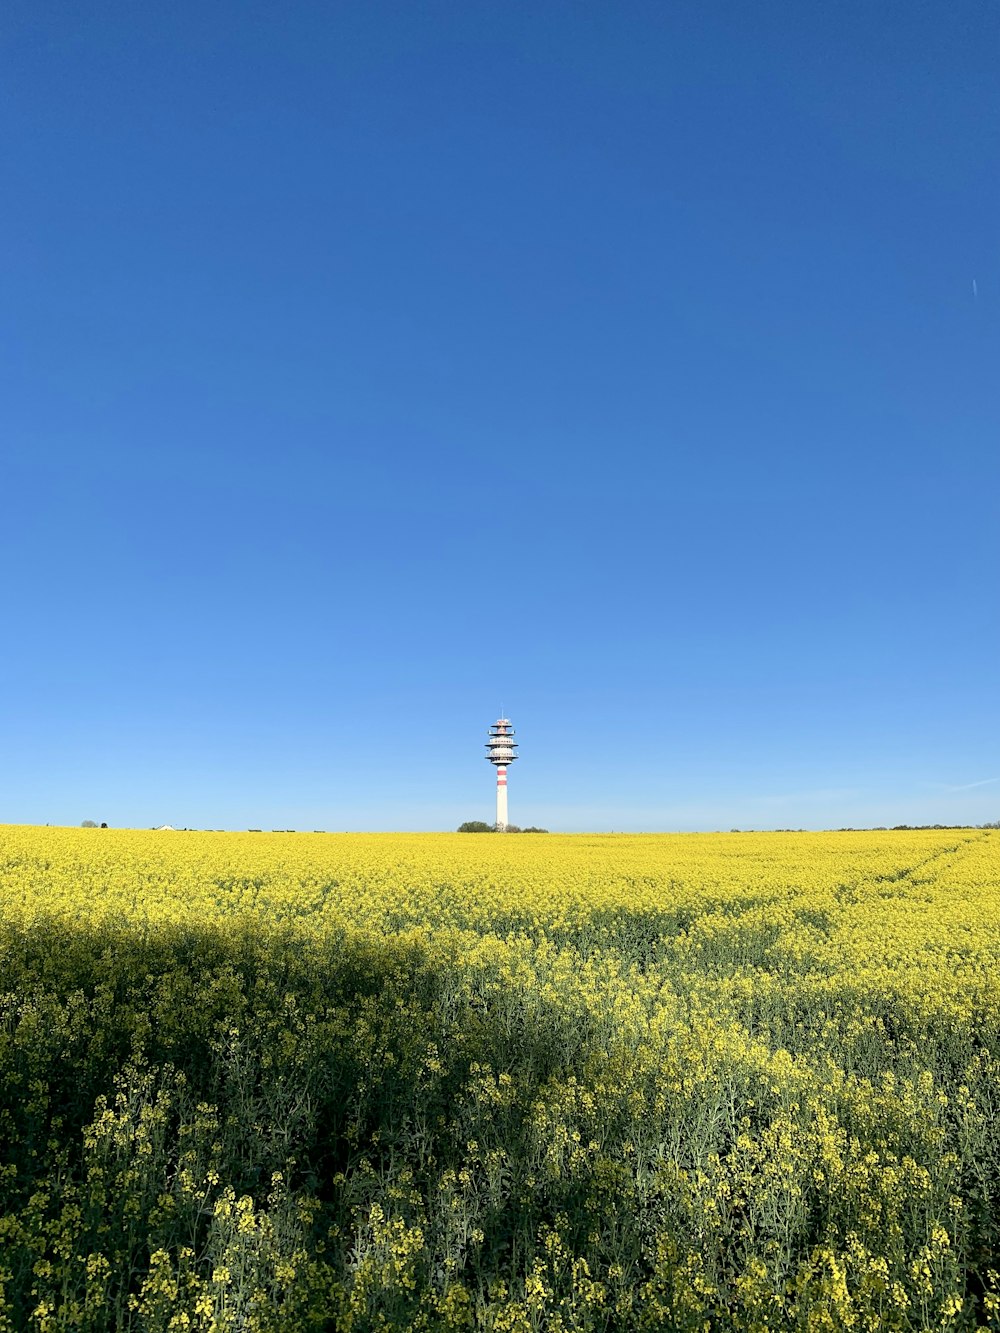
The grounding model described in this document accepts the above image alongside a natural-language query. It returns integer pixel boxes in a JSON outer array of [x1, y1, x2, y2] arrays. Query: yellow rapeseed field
[[1, 824, 999, 1331]]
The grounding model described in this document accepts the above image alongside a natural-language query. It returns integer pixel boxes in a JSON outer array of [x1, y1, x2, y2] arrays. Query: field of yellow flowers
[[2, 824, 999, 1331]]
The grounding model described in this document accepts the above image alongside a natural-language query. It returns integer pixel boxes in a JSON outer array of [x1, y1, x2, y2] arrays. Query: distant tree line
[[457, 822, 548, 833], [838, 822, 1000, 831]]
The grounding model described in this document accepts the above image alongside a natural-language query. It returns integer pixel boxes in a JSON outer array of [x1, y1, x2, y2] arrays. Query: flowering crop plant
[[1, 824, 999, 1331]]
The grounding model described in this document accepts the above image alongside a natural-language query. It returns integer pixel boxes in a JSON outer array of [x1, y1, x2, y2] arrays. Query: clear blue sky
[[2, 0, 998, 831]]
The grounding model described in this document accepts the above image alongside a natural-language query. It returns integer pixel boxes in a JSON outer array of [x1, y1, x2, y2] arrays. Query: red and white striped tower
[[485, 717, 518, 831]]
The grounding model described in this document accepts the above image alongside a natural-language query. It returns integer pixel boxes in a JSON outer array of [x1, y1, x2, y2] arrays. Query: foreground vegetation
[[1, 825, 999, 1331]]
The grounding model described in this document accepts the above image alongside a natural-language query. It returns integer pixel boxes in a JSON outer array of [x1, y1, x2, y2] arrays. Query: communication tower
[[485, 717, 518, 831]]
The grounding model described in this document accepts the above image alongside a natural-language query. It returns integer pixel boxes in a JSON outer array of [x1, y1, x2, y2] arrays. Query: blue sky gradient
[[3, 0, 998, 831]]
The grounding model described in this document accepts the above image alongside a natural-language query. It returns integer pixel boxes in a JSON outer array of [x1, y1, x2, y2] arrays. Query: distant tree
[[504, 825, 522, 833], [100, 822, 108, 829], [81, 820, 97, 828], [457, 821, 493, 832], [521, 826, 549, 833]]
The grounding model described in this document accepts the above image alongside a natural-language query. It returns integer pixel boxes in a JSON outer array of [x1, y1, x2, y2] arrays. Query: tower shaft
[[495, 766, 508, 830]]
